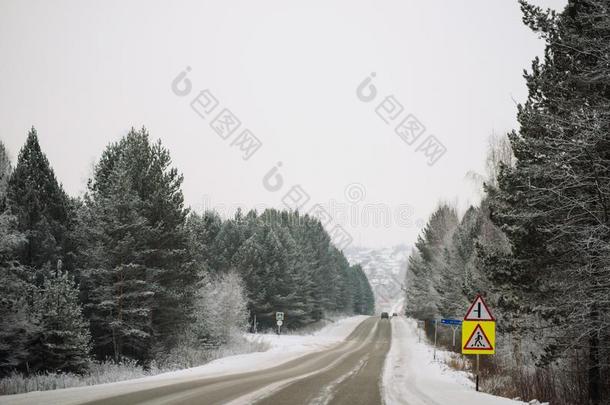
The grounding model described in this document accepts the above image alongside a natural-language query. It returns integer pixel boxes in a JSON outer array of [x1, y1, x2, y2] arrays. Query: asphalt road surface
[[78, 317, 391, 405]]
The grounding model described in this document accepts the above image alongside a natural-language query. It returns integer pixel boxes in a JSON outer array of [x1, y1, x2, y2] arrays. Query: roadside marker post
[[461, 295, 496, 391], [276, 319, 283, 335], [433, 319, 438, 361], [276, 312, 284, 335]]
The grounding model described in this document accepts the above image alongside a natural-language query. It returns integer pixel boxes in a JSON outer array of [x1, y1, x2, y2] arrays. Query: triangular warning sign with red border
[[463, 323, 494, 351], [464, 294, 495, 321]]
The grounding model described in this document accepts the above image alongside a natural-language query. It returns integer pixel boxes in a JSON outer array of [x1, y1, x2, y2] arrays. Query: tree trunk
[[588, 305, 601, 405]]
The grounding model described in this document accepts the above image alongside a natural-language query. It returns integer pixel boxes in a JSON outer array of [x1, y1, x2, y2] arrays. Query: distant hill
[[344, 244, 410, 313]]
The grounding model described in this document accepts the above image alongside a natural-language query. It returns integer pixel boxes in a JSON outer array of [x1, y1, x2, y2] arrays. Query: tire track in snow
[[253, 319, 391, 405], [231, 322, 379, 405], [307, 355, 370, 405]]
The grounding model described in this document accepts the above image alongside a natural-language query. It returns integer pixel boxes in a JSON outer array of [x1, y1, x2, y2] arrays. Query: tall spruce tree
[[186, 211, 223, 274], [405, 250, 436, 319], [351, 264, 374, 315], [31, 268, 90, 373], [7, 128, 73, 273], [232, 222, 289, 328], [438, 206, 480, 318], [223, 209, 375, 328], [0, 141, 36, 375], [80, 158, 155, 361], [487, 1, 610, 402], [82, 128, 195, 360], [404, 204, 459, 319], [0, 212, 34, 375]]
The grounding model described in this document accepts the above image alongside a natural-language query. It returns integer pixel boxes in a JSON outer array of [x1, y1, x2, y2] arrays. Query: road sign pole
[[452, 326, 457, 347], [475, 354, 480, 392]]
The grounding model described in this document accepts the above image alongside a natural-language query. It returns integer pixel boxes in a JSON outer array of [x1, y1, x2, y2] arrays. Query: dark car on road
[[381, 312, 389, 319]]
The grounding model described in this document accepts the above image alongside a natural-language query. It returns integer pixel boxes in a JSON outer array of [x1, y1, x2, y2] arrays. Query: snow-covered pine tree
[[351, 264, 374, 315], [284, 213, 326, 321], [80, 158, 154, 362], [438, 206, 480, 318], [186, 210, 223, 274], [306, 219, 339, 318], [224, 208, 373, 328], [30, 267, 90, 373], [0, 141, 37, 375], [487, 1, 610, 402], [211, 209, 254, 273], [82, 128, 195, 359], [7, 128, 73, 274], [0, 213, 35, 375], [273, 216, 317, 327], [405, 204, 458, 319], [326, 246, 351, 313], [405, 250, 436, 319], [232, 221, 289, 328]]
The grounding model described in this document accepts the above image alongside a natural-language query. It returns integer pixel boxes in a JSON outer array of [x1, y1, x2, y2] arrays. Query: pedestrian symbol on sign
[[474, 331, 484, 347]]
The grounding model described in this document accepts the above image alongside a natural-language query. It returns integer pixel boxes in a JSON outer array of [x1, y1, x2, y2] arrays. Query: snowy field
[[383, 316, 527, 405], [0, 316, 368, 405]]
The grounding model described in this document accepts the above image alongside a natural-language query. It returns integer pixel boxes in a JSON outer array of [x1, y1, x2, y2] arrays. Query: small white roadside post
[[275, 312, 284, 335]]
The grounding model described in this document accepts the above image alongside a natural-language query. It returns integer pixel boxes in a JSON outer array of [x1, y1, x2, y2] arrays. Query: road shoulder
[[382, 317, 525, 405]]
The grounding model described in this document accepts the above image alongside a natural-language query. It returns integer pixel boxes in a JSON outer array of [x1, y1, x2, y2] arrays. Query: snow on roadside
[[382, 317, 526, 405], [0, 316, 368, 405], [143, 315, 369, 381], [242, 315, 368, 355]]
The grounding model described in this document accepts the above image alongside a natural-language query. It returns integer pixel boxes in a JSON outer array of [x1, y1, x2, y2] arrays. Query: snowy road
[[78, 318, 388, 405], [1, 316, 527, 405], [0, 318, 389, 405]]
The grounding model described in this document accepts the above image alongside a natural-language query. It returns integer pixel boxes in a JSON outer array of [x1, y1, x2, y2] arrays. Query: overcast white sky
[[0, 0, 566, 248]]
